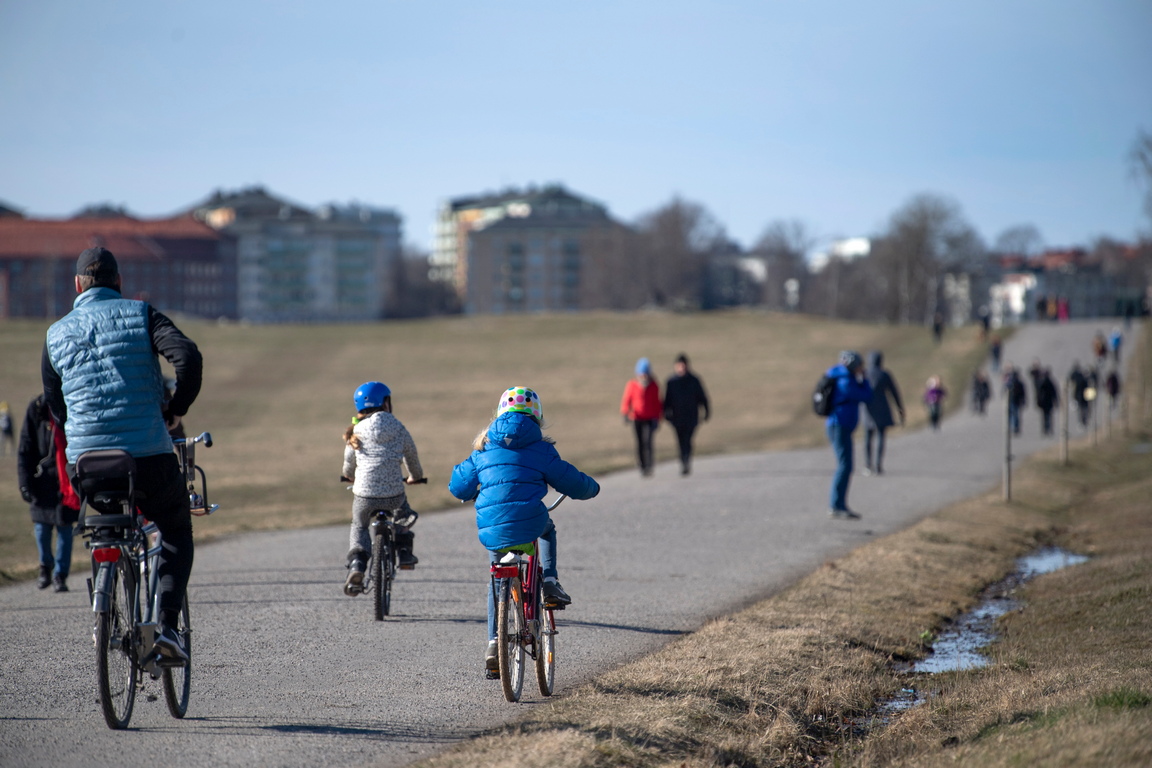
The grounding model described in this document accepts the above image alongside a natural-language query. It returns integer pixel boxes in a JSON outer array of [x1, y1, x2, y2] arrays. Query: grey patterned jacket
[[342, 411, 423, 498]]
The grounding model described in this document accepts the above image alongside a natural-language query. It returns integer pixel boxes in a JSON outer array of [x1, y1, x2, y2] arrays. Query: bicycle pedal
[[398, 564, 415, 571], [485, 668, 500, 680]]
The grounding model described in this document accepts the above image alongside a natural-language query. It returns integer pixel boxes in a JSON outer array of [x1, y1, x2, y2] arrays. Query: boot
[[37, 565, 51, 590], [53, 574, 69, 593]]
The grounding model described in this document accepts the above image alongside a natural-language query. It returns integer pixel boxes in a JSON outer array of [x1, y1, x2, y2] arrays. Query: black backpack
[[812, 373, 837, 416]]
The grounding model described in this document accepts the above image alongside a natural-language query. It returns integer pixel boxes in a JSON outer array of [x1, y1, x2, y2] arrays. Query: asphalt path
[[0, 321, 1113, 768]]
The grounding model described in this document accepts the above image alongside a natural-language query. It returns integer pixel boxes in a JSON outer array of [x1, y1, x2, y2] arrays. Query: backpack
[[812, 373, 837, 416]]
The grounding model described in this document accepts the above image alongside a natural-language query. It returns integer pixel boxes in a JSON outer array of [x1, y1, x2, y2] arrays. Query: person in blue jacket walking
[[824, 351, 872, 519], [449, 386, 600, 674]]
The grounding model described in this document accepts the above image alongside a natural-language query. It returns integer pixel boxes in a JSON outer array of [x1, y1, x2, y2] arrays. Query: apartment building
[[192, 187, 402, 323], [432, 185, 634, 313], [0, 209, 234, 319]]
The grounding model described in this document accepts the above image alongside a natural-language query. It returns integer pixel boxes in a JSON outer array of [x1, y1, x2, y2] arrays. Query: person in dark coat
[[1035, 368, 1059, 436], [1004, 365, 1027, 435], [862, 350, 904, 475], [17, 395, 80, 592], [663, 353, 710, 476], [1069, 362, 1090, 428], [971, 370, 991, 415]]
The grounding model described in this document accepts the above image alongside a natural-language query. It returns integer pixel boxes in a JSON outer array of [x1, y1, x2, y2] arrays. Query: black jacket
[[664, 371, 710, 428], [17, 395, 78, 526]]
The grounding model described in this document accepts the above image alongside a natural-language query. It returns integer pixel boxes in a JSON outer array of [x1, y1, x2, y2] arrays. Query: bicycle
[[343, 477, 426, 620], [78, 431, 217, 730], [488, 494, 566, 702]]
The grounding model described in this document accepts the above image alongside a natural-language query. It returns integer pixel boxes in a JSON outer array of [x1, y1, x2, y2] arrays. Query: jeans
[[1009, 404, 1021, 435], [487, 517, 557, 641], [633, 419, 658, 473], [864, 426, 887, 470], [34, 522, 74, 577], [673, 421, 697, 469], [826, 421, 854, 512]]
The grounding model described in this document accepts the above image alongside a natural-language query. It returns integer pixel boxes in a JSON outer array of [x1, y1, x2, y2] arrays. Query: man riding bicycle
[[42, 246, 203, 661]]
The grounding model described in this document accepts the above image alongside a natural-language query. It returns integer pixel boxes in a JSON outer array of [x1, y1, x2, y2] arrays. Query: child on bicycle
[[449, 386, 600, 674], [341, 381, 425, 596]]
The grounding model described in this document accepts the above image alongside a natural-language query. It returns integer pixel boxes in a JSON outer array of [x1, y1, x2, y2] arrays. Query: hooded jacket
[[825, 364, 872, 432], [449, 412, 600, 552]]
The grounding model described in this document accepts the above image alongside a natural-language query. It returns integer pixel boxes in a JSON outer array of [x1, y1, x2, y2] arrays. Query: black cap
[[76, 246, 119, 278]]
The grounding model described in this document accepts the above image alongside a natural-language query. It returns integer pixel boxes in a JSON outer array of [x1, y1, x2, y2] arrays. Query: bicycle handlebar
[[546, 494, 568, 512]]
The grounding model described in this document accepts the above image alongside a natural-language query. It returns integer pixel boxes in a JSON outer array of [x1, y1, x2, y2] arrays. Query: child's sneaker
[[484, 640, 499, 678], [344, 561, 365, 596], [398, 548, 418, 570], [542, 579, 571, 609]]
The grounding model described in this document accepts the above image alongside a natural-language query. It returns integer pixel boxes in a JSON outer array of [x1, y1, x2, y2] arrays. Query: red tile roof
[[0, 214, 220, 261]]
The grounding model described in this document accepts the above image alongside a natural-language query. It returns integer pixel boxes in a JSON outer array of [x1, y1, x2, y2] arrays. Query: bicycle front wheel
[[535, 603, 556, 697], [162, 595, 192, 717], [373, 533, 393, 620], [497, 577, 526, 702], [95, 559, 139, 729]]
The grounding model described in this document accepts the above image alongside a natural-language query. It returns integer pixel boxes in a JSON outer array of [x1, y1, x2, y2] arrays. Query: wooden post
[[1061, 378, 1070, 466], [1004, 391, 1013, 502]]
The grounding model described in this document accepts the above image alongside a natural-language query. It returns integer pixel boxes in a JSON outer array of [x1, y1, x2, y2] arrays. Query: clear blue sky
[[2, 1, 1150, 252]]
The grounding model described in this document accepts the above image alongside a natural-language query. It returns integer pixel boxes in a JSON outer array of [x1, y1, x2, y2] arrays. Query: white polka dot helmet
[[497, 386, 543, 422]]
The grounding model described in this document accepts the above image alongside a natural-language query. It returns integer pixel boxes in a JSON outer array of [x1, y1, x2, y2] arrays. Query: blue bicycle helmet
[[354, 381, 391, 412]]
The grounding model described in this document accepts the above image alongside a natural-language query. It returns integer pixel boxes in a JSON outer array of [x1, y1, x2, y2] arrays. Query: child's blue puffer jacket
[[449, 412, 600, 552]]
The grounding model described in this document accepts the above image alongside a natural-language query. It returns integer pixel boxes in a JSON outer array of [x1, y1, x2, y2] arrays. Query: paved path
[[0, 321, 1115, 767]]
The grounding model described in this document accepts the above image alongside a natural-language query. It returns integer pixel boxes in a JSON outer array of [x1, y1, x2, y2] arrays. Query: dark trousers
[[1041, 407, 1054, 435], [75, 453, 193, 628], [633, 419, 658, 473], [672, 421, 697, 469], [864, 426, 887, 470]]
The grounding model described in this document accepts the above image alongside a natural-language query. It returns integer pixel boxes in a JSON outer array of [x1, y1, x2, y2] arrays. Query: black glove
[[20, 487, 33, 503]]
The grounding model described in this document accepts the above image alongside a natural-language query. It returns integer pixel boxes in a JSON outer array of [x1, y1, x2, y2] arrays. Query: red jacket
[[621, 378, 662, 421]]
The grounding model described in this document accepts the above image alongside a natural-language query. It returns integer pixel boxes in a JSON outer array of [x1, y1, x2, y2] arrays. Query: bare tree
[[869, 193, 985, 324], [752, 219, 814, 310], [994, 224, 1045, 256], [386, 243, 461, 318], [1131, 129, 1152, 227], [633, 196, 728, 308]]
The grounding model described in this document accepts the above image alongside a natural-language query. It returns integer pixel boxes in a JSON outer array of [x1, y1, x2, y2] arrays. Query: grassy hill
[[0, 310, 988, 581]]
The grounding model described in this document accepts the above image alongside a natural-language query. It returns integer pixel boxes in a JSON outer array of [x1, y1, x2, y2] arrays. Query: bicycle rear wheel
[[535, 601, 556, 696], [96, 559, 138, 729], [373, 532, 393, 620], [497, 577, 526, 702], [162, 595, 191, 717]]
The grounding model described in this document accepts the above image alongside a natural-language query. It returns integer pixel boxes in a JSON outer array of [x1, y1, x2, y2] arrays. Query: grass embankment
[[1, 311, 986, 582], [410, 325, 1152, 768]]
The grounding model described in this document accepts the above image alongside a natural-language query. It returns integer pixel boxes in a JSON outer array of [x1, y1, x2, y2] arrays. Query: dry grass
[[409, 324, 1152, 768], [0, 310, 986, 581]]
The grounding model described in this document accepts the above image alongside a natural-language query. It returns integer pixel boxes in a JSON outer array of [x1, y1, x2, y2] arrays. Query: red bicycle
[[488, 495, 566, 702]]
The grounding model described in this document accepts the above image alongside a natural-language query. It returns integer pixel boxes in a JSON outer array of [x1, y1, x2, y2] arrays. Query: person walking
[[1109, 327, 1123, 363], [862, 350, 904, 476], [971, 370, 991, 415], [42, 246, 202, 662], [1069, 362, 1090, 428], [989, 334, 1002, 373], [1036, 368, 1059, 436], [823, 351, 872, 520], [17, 395, 80, 592], [923, 376, 948, 431], [1105, 369, 1121, 412], [0, 401, 14, 456], [663, 354, 710, 476], [620, 358, 662, 476], [1004, 365, 1027, 435]]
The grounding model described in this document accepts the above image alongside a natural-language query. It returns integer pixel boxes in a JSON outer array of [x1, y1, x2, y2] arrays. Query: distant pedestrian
[[978, 305, 991, 340], [1036, 368, 1058, 436], [1109, 327, 1123, 363], [621, 357, 662, 477], [923, 376, 948, 431], [1092, 332, 1108, 369], [862, 350, 904, 476], [971, 370, 991, 415], [663, 354, 710, 476], [932, 313, 944, 344], [989, 334, 1002, 373], [1069, 362, 1090, 428], [0, 401, 13, 456], [1105, 369, 1121, 412], [17, 395, 80, 592], [823, 351, 872, 520], [1004, 366, 1027, 435], [1057, 296, 1070, 321]]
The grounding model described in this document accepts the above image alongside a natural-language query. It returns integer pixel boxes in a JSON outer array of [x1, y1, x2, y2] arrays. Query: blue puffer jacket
[[824, 364, 873, 433], [46, 288, 171, 462], [449, 412, 600, 552]]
